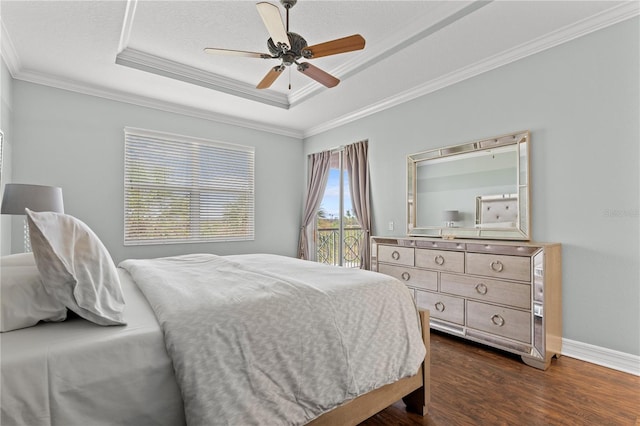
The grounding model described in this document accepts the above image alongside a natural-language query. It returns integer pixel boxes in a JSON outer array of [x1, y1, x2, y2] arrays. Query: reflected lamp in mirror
[[442, 210, 459, 228], [1, 184, 65, 252]]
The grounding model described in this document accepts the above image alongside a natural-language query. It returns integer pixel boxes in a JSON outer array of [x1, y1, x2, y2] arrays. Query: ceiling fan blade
[[203, 48, 270, 59], [297, 63, 340, 88], [302, 34, 365, 59], [256, 2, 290, 50], [257, 65, 285, 89]]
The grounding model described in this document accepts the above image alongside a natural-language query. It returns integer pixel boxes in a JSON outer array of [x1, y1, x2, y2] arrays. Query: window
[[315, 150, 364, 268], [124, 127, 254, 245]]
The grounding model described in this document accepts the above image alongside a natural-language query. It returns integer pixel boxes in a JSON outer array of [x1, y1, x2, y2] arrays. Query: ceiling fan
[[204, 0, 365, 90]]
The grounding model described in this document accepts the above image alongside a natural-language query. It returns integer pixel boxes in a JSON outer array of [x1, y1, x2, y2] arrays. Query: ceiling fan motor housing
[[267, 32, 308, 63]]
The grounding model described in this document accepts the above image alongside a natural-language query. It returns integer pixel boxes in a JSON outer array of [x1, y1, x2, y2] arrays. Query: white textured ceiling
[[1, 0, 637, 138]]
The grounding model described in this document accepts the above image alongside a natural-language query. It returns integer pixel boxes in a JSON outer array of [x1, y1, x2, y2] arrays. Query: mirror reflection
[[407, 131, 530, 240]]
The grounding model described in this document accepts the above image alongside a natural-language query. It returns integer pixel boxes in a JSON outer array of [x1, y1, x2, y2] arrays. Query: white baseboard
[[562, 338, 640, 376]]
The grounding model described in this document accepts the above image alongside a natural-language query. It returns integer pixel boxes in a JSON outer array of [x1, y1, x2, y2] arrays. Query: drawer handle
[[475, 283, 488, 295], [490, 260, 504, 272], [491, 314, 505, 327], [434, 255, 445, 266], [401, 272, 411, 281], [435, 302, 445, 312], [391, 250, 400, 260]]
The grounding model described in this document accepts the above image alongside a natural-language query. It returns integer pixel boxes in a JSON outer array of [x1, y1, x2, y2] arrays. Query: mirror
[[407, 131, 530, 240]]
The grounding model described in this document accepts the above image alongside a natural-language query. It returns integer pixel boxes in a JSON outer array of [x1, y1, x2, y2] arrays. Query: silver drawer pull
[[475, 283, 488, 295], [490, 260, 504, 272], [391, 250, 400, 260], [434, 255, 445, 266], [435, 302, 445, 312], [401, 272, 411, 281], [491, 314, 505, 327]]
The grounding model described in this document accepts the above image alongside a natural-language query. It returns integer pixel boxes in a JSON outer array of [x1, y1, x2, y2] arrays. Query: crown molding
[[115, 1, 489, 109], [117, 0, 138, 54], [304, 1, 640, 138], [116, 0, 290, 109], [116, 48, 290, 110], [3, 2, 637, 141], [2, 7, 301, 138], [0, 19, 21, 76], [115, 0, 291, 109], [289, 1, 490, 107], [15, 68, 303, 138]]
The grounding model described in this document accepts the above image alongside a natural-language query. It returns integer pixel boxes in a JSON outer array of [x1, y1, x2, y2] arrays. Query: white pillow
[[26, 209, 126, 326], [1, 253, 67, 332]]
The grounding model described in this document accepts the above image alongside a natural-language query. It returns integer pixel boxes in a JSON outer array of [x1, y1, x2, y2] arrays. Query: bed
[[1, 209, 430, 426]]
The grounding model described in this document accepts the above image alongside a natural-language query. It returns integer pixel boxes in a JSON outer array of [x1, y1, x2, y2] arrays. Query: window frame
[[123, 127, 255, 246]]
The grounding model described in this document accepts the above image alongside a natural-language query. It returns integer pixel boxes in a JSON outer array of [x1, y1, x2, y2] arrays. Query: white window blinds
[[124, 127, 254, 245]]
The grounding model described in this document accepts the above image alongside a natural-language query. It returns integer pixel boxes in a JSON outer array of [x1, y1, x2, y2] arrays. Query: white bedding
[[2, 253, 425, 426], [0, 269, 185, 426], [119, 253, 425, 426]]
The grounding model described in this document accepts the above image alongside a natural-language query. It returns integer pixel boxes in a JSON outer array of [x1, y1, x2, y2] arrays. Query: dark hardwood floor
[[360, 331, 640, 426]]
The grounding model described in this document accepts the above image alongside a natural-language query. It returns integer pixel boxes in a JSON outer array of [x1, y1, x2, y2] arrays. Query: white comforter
[[119, 253, 425, 426]]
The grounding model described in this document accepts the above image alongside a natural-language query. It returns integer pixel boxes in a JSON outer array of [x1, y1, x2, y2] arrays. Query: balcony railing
[[316, 227, 364, 268]]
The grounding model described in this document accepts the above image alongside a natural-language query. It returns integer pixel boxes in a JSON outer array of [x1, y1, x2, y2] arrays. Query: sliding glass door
[[314, 151, 364, 268]]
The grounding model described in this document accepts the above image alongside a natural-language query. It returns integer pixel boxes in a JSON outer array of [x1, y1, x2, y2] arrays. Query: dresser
[[371, 236, 562, 370]]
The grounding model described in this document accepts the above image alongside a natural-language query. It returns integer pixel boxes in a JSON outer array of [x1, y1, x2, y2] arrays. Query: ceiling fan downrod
[[281, 0, 296, 36], [281, 0, 296, 33]]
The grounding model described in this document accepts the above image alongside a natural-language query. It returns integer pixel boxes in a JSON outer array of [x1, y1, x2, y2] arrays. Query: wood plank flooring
[[360, 331, 640, 426]]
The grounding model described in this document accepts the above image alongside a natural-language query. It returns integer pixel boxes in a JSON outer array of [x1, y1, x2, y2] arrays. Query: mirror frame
[[407, 130, 531, 241]]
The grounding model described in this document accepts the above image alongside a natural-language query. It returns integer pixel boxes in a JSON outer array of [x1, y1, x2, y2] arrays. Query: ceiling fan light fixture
[[282, 53, 296, 66]]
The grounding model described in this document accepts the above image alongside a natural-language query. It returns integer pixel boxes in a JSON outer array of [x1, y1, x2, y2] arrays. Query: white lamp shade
[[1, 184, 64, 215]]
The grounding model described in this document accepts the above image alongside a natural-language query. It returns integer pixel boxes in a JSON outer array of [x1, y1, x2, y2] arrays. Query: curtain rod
[[309, 139, 368, 157]]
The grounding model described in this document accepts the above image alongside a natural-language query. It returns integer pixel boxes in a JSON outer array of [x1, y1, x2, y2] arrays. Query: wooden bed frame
[[308, 310, 431, 425]]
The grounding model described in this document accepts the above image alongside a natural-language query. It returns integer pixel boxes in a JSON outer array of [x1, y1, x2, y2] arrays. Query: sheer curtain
[[344, 140, 371, 269], [298, 150, 331, 260]]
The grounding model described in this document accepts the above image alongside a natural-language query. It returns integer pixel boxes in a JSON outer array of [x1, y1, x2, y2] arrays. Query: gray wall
[[9, 81, 304, 262], [304, 18, 640, 356], [1, 59, 14, 255]]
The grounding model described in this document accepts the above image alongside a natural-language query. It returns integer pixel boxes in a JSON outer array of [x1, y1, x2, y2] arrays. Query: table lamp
[[442, 210, 459, 228], [1, 183, 64, 251]]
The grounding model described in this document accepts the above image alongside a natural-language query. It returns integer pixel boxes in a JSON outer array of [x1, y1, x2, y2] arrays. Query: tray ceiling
[[1, 1, 637, 137]]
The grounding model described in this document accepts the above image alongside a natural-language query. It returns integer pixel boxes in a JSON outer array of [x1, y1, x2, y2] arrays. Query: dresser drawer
[[378, 264, 437, 291], [378, 245, 414, 266], [416, 290, 464, 325], [441, 273, 530, 309], [467, 301, 531, 343], [415, 248, 464, 273], [466, 253, 531, 282]]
